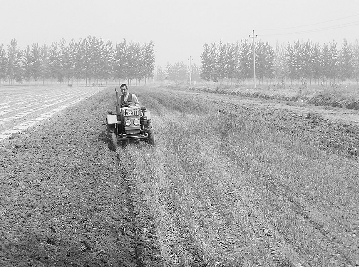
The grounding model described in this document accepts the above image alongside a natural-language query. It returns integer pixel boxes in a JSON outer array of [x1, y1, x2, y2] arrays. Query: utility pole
[[188, 56, 192, 87], [249, 30, 258, 88]]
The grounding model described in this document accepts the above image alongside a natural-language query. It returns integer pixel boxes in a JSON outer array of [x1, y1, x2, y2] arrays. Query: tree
[[0, 44, 7, 84], [200, 43, 212, 81], [101, 40, 114, 84], [352, 40, 359, 84], [302, 40, 313, 83], [209, 43, 219, 82], [264, 42, 275, 81], [338, 39, 353, 81], [200, 43, 220, 82], [126, 41, 141, 84], [142, 41, 155, 83], [239, 40, 252, 80], [73, 40, 83, 83], [48, 42, 62, 82], [273, 42, 288, 83], [39, 44, 51, 84], [320, 43, 331, 83], [78, 37, 92, 85], [190, 63, 201, 82], [23, 43, 42, 82], [166, 62, 187, 82], [233, 42, 242, 82], [6, 39, 16, 84], [328, 41, 339, 83], [255, 41, 266, 82], [311, 43, 322, 84], [217, 41, 227, 82], [224, 43, 237, 82], [31, 43, 42, 81], [255, 41, 275, 83], [59, 39, 75, 85], [289, 40, 304, 81], [113, 39, 128, 84], [155, 66, 166, 81], [7, 39, 24, 84], [23, 45, 32, 82], [91, 36, 106, 84]]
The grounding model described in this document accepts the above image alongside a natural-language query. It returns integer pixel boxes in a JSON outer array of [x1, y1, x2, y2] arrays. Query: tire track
[[116, 149, 163, 267]]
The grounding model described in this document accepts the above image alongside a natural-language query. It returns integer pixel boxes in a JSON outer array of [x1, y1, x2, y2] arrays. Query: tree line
[[156, 62, 201, 83], [200, 39, 359, 85], [0, 36, 155, 86]]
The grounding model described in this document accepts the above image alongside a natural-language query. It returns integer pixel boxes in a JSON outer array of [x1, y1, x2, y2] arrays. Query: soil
[[0, 85, 358, 266]]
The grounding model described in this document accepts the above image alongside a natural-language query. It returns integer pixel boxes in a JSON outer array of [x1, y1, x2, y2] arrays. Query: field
[[0, 85, 105, 141], [190, 81, 359, 111], [0, 84, 359, 266]]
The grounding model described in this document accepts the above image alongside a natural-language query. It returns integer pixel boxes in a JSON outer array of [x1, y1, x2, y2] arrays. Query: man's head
[[120, 84, 128, 94]]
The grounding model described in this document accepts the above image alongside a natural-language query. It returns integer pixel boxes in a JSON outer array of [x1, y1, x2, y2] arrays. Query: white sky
[[1, 0, 359, 67]]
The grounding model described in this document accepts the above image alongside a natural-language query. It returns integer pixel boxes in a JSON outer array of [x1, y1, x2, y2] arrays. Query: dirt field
[[0, 85, 358, 266], [0, 85, 104, 141]]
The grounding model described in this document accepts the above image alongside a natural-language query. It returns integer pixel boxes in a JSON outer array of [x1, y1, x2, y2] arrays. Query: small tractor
[[106, 88, 154, 150]]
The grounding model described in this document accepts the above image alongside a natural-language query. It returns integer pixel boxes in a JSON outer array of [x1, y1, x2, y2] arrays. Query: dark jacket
[[120, 93, 139, 107]]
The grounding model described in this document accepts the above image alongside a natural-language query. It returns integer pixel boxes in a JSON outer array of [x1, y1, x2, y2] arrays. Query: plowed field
[[0, 85, 104, 141], [1, 86, 358, 266]]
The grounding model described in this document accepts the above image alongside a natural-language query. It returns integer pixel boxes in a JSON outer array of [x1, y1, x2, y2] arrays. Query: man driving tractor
[[119, 83, 140, 107], [107, 83, 154, 148]]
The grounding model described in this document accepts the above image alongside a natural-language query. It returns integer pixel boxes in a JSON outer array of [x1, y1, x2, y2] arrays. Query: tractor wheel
[[111, 132, 118, 151], [147, 130, 155, 145]]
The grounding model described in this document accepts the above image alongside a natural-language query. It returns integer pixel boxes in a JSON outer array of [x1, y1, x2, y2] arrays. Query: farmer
[[119, 84, 140, 107]]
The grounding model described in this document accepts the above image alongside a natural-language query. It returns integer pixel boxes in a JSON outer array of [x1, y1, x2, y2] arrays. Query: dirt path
[[0, 86, 358, 266]]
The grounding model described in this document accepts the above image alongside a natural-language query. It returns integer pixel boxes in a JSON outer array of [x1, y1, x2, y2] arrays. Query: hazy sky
[[1, 0, 359, 67]]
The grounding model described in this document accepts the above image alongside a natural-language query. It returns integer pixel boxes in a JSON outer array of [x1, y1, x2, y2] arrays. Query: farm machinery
[[106, 88, 154, 150]]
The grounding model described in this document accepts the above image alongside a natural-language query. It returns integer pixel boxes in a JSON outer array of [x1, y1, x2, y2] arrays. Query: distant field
[[0, 85, 105, 141], [249, 82, 359, 100], [187, 81, 359, 110]]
